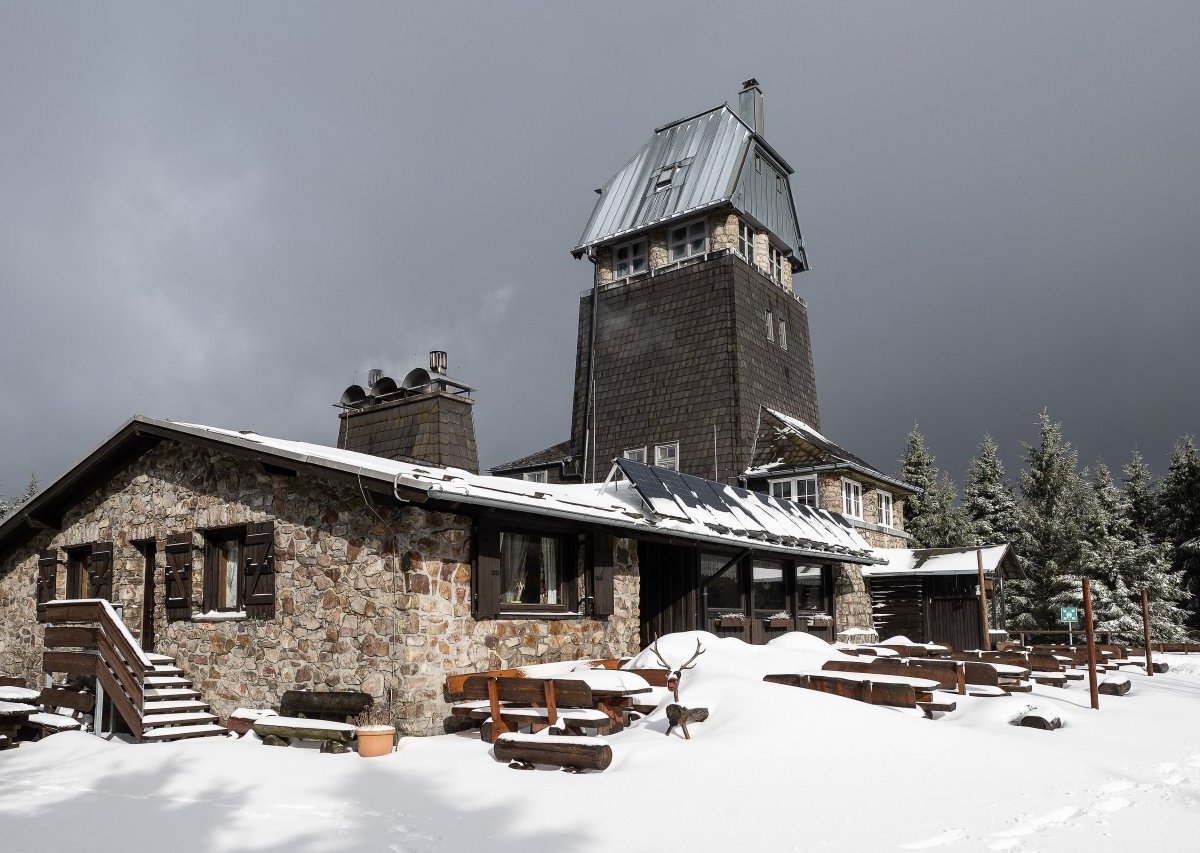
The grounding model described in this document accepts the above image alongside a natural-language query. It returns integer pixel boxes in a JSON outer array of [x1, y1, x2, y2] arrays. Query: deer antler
[[678, 639, 705, 670], [647, 636, 672, 671]]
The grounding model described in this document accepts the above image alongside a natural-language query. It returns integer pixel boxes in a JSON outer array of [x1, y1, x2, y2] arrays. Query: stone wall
[[833, 562, 874, 634], [0, 441, 642, 736]]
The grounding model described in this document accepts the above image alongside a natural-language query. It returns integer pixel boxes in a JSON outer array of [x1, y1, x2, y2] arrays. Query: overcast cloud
[[2, 1, 1198, 501]]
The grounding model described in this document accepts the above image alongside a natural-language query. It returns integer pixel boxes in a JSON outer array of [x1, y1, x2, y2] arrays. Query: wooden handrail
[[43, 599, 147, 738]]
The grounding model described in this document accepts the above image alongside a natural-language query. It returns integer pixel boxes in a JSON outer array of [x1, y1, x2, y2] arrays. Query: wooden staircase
[[42, 600, 226, 742]]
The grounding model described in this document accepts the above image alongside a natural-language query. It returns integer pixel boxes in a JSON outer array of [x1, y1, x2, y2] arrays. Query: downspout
[[582, 251, 600, 482]]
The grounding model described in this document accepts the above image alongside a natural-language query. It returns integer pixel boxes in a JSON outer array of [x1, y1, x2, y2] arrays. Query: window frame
[[613, 237, 648, 280], [737, 220, 755, 265], [877, 490, 894, 528], [841, 478, 863, 519], [473, 518, 604, 618], [522, 471, 549, 484], [203, 526, 247, 613], [769, 246, 784, 285], [769, 475, 818, 508], [64, 546, 91, 600], [779, 319, 788, 351], [622, 447, 647, 464], [653, 441, 680, 472], [668, 219, 707, 263], [766, 309, 775, 342]]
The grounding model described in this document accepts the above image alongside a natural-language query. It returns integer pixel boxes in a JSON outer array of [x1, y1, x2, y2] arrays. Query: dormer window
[[614, 238, 648, 279], [738, 221, 755, 264], [877, 491, 894, 527], [669, 220, 706, 262], [841, 479, 863, 519], [655, 166, 677, 191]]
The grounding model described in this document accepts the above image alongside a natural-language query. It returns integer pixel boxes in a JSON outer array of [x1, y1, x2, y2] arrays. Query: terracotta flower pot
[[356, 726, 396, 757]]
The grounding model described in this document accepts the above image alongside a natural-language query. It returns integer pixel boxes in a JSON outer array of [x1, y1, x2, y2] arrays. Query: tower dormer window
[[669, 219, 706, 262], [654, 166, 677, 191], [614, 238, 647, 279], [769, 246, 784, 285], [738, 221, 755, 264]]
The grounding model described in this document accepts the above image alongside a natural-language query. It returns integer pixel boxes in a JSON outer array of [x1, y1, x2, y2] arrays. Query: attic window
[[841, 479, 863, 519], [655, 166, 677, 191], [754, 154, 762, 173], [776, 174, 784, 194], [769, 246, 785, 285]]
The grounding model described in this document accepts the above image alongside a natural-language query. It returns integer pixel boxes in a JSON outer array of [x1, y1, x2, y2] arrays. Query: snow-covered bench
[[766, 670, 954, 718], [455, 675, 615, 743]]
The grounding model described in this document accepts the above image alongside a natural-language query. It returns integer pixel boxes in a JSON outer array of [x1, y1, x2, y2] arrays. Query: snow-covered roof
[[0, 415, 878, 566], [864, 544, 1024, 579]]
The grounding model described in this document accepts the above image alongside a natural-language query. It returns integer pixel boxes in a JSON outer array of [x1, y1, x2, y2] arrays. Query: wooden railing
[[42, 599, 151, 739]]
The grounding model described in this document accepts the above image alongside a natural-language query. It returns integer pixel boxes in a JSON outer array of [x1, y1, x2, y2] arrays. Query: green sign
[[1060, 606, 1079, 624]]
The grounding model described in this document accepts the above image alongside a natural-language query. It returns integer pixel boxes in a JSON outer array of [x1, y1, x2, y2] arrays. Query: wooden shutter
[[242, 521, 276, 618], [164, 533, 193, 620], [472, 521, 501, 619], [37, 550, 59, 621], [88, 542, 114, 601], [591, 532, 615, 618]]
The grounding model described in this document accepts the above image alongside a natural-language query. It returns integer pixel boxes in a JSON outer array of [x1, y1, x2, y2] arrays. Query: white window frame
[[738, 221, 755, 264], [613, 238, 648, 280], [622, 447, 647, 464], [769, 475, 818, 507], [877, 490, 894, 527], [669, 219, 707, 262], [766, 309, 775, 342], [779, 319, 788, 351], [653, 441, 680, 472], [522, 471, 548, 483], [841, 478, 863, 519], [769, 246, 784, 285]]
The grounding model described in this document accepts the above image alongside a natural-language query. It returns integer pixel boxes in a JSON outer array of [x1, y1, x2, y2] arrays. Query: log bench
[[252, 716, 358, 752], [766, 671, 955, 718], [493, 732, 612, 771]]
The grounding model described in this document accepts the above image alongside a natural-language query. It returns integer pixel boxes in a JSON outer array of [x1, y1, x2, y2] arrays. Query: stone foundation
[[834, 562, 874, 634]]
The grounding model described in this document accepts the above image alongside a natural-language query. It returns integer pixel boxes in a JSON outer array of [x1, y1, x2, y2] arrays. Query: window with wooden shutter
[[88, 542, 114, 601], [164, 533, 193, 620], [591, 533, 615, 618], [36, 550, 59, 621], [472, 521, 502, 619], [242, 521, 276, 619]]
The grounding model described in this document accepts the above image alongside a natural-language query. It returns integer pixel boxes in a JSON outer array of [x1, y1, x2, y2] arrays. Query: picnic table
[[554, 669, 652, 733], [0, 700, 34, 746], [0, 686, 40, 705]]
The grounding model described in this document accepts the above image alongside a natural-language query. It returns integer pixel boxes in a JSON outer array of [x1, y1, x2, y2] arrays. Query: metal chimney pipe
[[429, 351, 448, 374], [367, 368, 383, 387], [738, 78, 764, 135]]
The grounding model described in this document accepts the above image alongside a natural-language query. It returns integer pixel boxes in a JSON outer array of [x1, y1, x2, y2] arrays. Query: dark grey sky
[[2, 2, 1198, 501]]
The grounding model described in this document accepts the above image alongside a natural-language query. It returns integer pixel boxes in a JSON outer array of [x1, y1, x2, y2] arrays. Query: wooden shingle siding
[[571, 253, 819, 483]]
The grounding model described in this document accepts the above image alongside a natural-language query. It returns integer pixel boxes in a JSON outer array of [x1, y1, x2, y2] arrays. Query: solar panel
[[679, 472, 747, 532], [615, 458, 689, 520], [655, 468, 704, 510]]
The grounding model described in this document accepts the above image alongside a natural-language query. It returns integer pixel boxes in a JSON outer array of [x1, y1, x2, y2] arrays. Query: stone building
[[0, 414, 877, 739]]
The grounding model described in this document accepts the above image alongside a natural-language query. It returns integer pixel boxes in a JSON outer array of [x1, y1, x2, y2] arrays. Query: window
[[669, 219, 706, 262], [654, 441, 679, 471], [613, 238, 647, 279], [499, 531, 564, 607], [776, 173, 784, 194], [769, 475, 817, 507], [738, 221, 755, 264], [65, 546, 90, 599], [794, 564, 825, 612], [841, 479, 863, 519], [877, 491, 894, 527], [766, 310, 775, 342], [623, 447, 647, 464], [654, 165, 677, 191], [754, 154, 762, 174], [202, 521, 275, 617], [523, 471, 548, 483], [779, 320, 788, 351], [769, 246, 784, 285], [36, 550, 59, 620]]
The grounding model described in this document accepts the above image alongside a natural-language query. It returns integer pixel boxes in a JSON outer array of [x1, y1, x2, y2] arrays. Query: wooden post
[[976, 549, 991, 651], [1141, 589, 1154, 677], [1082, 577, 1100, 710]]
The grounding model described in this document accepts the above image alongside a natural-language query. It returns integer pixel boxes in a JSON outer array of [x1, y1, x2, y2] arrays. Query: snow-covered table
[[0, 699, 34, 745], [0, 686, 40, 705]]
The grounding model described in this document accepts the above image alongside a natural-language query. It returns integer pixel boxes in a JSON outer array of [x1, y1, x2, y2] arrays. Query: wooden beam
[[1141, 589, 1154, 678], [976, 548, 991, 651], [1082, 576, 1100, 710]]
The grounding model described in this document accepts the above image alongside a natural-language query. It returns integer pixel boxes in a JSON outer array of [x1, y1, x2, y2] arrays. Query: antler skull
[[647, 637, 705, 702]]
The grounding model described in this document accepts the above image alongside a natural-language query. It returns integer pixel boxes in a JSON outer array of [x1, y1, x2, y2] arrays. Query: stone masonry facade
[[0, 441, 640, 736]]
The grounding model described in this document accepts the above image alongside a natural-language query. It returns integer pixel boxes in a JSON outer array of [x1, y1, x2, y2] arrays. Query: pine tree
[[897, 426, 969, 548], [1119, 453, 1189, 640], [1156, 436, 1200, 626], [963, 434, 1022, 547], [0, 474, 37, 522], [1007, 413, 1087, 630]]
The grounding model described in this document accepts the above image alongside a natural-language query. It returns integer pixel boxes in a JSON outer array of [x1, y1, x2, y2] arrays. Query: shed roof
[[573, 103, 807, 266], [0, 416, 877, 566], [488, 439, 576, 473], [864, 544, 1025, 580]]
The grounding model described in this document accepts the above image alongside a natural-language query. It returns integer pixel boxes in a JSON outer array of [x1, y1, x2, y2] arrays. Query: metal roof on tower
[[572, 81, 808, 268]]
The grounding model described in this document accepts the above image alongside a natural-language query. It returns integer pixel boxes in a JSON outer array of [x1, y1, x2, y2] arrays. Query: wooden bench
[[24, 686, 96, 738], [766, 671, 954, 718], [252, 690, 374, 752], [0, 676, 28, 688], [456, 676, 613, 743], [278, 689, 373, 723]]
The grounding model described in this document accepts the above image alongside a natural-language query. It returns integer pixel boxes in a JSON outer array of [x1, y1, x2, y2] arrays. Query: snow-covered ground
[[3, 632, 1199, 852]]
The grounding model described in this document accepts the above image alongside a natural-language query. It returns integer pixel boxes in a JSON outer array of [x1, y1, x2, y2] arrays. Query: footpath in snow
[[2, 632, 1199, 852]]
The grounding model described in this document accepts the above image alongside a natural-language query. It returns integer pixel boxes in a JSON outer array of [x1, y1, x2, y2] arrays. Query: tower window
[[738, 221, 755, 264], [776, 173, 784, 194], [769, 247, 784, 285], [623, 447, 647, 464], [766, 310, 775, 342], [655, 166, 677, 191], [654, 441, 679, 472], [754, 154, 762, 173], [779, 320, 788, 351], [614, 238, 647, 279], [669, 220, 706, 262]]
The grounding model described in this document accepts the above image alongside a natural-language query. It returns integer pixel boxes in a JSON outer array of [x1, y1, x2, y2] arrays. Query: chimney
[[367, 368, 383, 387], [738, 78, 764, 135], [335, 351, 479, 473]]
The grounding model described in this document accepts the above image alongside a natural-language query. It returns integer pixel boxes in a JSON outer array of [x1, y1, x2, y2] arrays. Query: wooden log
[[1018, 712, 1062, 731], [664, 704, 709, 739], [493, 734, 612, 771], [1099, 677, 1131, 696], [252, 717, 356, 743]]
